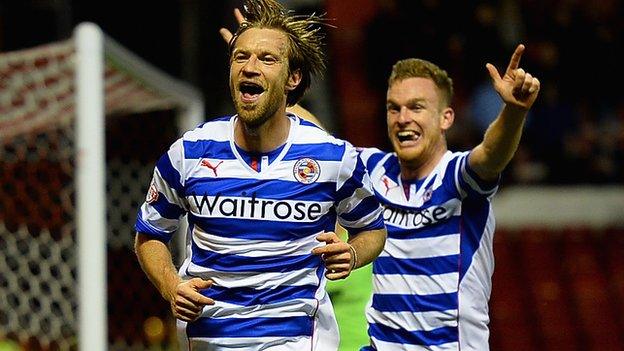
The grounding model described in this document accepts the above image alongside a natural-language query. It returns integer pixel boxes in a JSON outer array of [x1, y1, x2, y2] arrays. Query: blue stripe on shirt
[[183, 139, 236, 160], [463, 153, 499, 192], [368, 323, 458, 346], [134, 212, 173, 242], [150, 192, 185, 219], [202, 284, 317, 306], [283, 143, 345, 162], [191, 241, 321, 273], [371, 292, 457, 313], [459, 197, 491, 281], [187, 315, 313, 338], [155, 153, 184, 194], [340, 195, 382, 222], [372, 255, 459, 276], [298, 118, 322, 129]]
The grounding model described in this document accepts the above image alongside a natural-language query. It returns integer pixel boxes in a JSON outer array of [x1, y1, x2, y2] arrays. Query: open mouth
[[396, 130, 420, 143], [239, 82, 265, 102]]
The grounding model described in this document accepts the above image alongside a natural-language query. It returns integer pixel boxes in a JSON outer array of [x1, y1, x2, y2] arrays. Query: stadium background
[[1, 0, 623, 350]]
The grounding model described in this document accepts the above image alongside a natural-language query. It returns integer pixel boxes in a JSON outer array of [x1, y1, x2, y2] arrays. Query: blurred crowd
[[360, 0, 623, 184], [1, 0, 622, 184]]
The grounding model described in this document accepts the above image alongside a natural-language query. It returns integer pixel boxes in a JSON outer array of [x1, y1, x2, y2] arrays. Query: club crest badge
[[146, 180, 159, 204], [293, 158, 320, 184], [422, 187, 433, 203]]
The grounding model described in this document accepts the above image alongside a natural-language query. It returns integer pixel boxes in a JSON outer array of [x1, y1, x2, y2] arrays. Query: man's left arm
[[469, 44, 541, 181]]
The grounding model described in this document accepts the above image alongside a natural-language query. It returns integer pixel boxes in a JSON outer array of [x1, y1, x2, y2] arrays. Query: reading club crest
[[146, 180, 159, 203], [293, 158, 320, 184]]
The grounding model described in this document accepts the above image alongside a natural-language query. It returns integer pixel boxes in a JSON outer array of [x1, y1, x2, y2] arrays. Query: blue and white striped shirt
[[359, 148, 498, 351], [136, 114, 384, 350]]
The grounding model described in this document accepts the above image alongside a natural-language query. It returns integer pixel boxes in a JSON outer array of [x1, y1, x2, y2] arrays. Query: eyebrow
[[387, 97, 427, 106], [232, 46, 284, 57]]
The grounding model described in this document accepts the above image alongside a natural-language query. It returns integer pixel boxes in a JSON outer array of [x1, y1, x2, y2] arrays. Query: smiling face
[[229, 27, 301, 127], [386, 77, 454, 172]]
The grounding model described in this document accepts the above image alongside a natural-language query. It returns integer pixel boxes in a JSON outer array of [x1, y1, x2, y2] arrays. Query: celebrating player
[[134, 0, 386, 350], [226, 5, 540, 350], [359, 46, 540, 351]]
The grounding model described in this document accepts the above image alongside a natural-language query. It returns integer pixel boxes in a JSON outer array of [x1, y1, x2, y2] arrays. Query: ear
[[286, 69, 302, 91], [440, 107, 455, 131]]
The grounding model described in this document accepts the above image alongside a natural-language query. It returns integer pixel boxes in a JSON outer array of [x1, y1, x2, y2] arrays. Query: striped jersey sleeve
[[357, 146, 386, 172], [335, 143, 384, 234], [453, 151, 499, 200], [135, 137, 188, 242]]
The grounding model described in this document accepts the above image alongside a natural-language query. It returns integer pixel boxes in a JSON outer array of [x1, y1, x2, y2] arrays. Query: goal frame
[[74, 22, 203, 351]]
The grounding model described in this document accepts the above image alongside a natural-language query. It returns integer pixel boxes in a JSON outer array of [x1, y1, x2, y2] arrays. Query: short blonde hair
[[388, 58, 454, 107], [229, 0, 328, 106]]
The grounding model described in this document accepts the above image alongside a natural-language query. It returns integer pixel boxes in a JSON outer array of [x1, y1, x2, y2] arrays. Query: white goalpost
[[0, 22, 203, 350], [75, 23, 107, 351]]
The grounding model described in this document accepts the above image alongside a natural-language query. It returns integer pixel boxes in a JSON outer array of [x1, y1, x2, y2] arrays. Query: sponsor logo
[[146, 180, 159, 204], [189, 192, 325, 221], [293, 158, 320, 184], [382, 202, 453, 229], [201, 159, 224, 177]]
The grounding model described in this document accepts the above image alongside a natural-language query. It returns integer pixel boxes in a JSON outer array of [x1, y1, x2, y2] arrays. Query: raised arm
[[469, 44, 541, 181]]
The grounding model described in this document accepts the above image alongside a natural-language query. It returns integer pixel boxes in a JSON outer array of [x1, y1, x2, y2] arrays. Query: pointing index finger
[[506, 44, 525, 73], [234, 8, 245, 24]]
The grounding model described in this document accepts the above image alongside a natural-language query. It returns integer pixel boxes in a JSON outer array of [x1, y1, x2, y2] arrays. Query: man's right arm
[[135, 233, 214, 322]]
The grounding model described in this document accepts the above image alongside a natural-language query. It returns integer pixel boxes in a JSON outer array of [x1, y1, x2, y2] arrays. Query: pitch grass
[[327, 264, 373, 351]]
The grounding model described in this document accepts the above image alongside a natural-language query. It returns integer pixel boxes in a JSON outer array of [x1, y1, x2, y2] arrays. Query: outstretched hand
[[312, 232, 356, 280], [219, 8, 245, 44], [486, 44, 541, 111]]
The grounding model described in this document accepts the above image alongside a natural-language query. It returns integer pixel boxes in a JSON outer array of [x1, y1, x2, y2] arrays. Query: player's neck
[[235, 112, 291, 153], [399, 146, 447, 181]]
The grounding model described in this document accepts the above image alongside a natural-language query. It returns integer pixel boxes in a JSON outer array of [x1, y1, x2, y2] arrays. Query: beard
[[231, 84, 285, 130]]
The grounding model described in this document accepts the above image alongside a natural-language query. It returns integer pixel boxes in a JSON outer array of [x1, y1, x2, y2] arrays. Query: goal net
[[0, 23, 202, 350]]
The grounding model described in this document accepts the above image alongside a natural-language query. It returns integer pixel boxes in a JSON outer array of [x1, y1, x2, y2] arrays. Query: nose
[[397, 106, 410, 124], [242, 55, 260, 76]]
